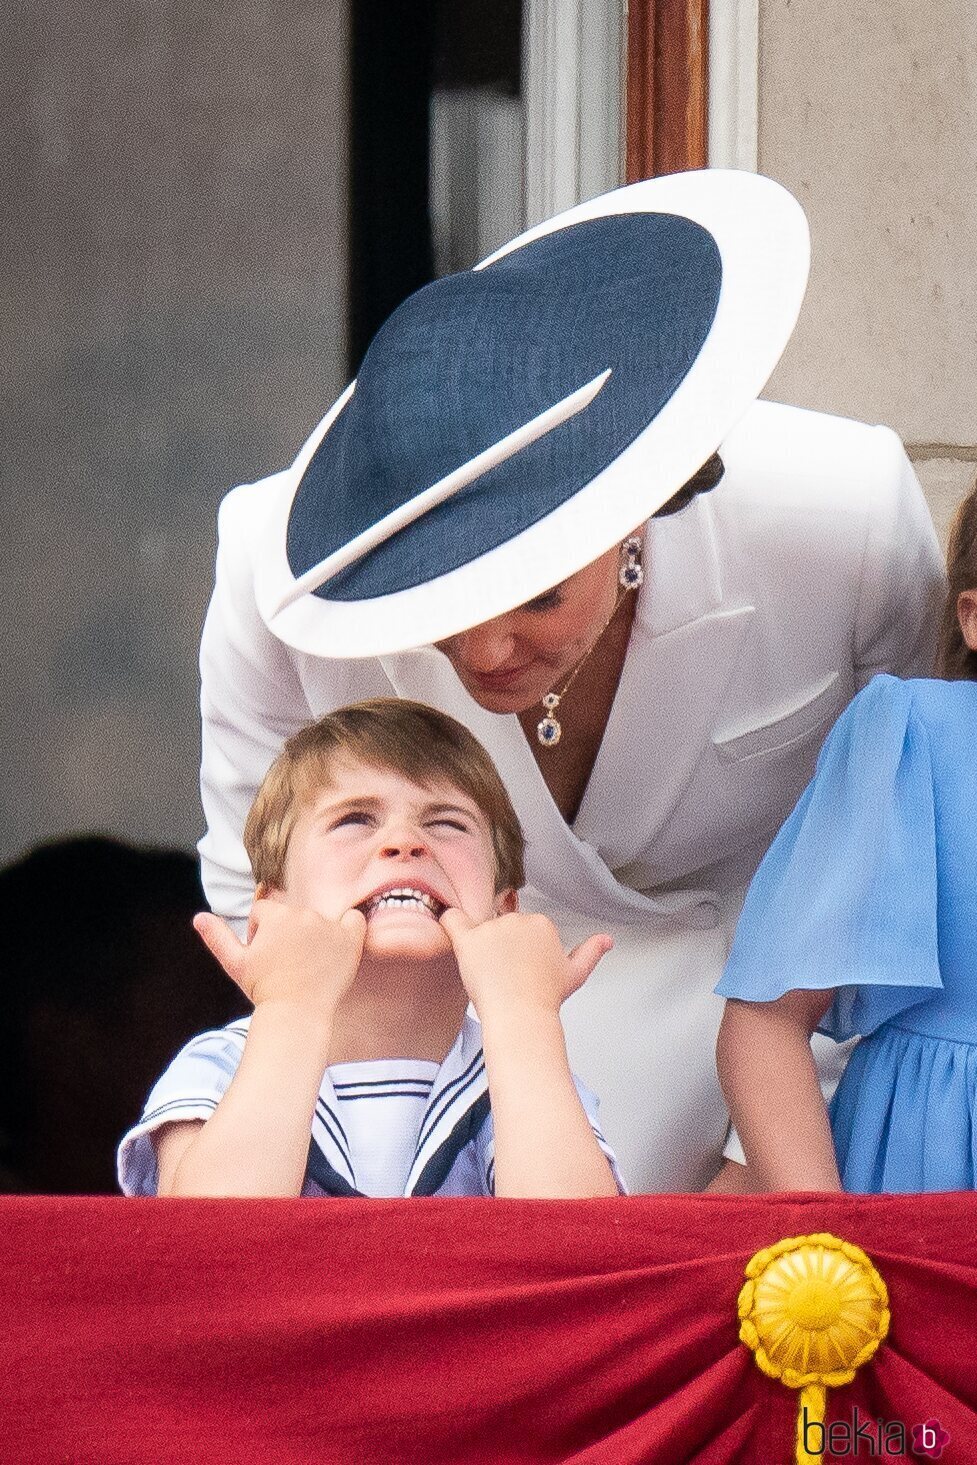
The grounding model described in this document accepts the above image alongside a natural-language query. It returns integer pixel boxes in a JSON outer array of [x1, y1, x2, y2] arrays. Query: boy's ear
[[254, 881, 286, 904], [248, 882, 286, 942], [493, 888, 519, 916], [958, 589, 977, 651]]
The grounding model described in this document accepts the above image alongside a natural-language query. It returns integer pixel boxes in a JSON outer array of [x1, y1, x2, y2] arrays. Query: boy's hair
[[245, 699, 526, 893], [937, 480, 977, 681]]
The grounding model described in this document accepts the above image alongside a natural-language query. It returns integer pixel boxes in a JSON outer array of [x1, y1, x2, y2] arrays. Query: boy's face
[[277, 756, 516, 960]]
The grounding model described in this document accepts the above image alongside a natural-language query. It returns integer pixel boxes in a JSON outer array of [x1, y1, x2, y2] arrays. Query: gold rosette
[[738, 1233, 890, 1464]]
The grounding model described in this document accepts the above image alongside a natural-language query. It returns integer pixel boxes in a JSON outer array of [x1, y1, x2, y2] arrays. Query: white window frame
[[522, 0, 623, 227], [708, 0, 759, 171], [523, 0, 759, 212]]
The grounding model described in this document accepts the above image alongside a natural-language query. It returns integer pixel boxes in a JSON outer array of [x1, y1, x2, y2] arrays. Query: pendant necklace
[[536, 536, 644, 748]]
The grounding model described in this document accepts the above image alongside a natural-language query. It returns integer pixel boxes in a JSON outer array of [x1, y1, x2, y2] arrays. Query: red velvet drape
[[4, 1193, 975, 1463]]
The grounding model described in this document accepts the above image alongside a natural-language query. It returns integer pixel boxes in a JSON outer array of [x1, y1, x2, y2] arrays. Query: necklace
[[536, 536, 643, 748]]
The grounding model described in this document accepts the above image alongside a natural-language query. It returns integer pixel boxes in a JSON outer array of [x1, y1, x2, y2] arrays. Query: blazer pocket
[[713, 673, 842, 764]]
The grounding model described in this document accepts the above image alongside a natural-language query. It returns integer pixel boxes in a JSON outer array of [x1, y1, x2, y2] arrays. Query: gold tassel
[[796, 1384, 827, 1464], [738, 1233, 889, 1464]]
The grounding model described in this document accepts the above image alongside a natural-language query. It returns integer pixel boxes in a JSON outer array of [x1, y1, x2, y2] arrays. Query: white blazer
[[198, 400, 945, 1192]]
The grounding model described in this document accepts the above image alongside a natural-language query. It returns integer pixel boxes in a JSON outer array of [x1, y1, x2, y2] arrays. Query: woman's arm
[[703, 1158, 753, 1194], [198, 484, 325, 932], [716, 990, 841, 1192], [443, 910, 620, 1198]]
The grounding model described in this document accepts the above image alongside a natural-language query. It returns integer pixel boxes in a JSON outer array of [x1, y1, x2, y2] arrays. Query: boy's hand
[[440, 908, 612, 1019], [193, 900, 366, 1015]]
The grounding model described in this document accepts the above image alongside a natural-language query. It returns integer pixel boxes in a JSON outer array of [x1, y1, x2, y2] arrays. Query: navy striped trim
[[411, 1091, 492, 1197], [416, 1050, 485, 1152], [332, 1075, 435, 1092], [313, 1098, 353, 1173], [334, 1087, 435, 1101], [304, 1138, 365, 1198], [140, 1094, 220, 1125]]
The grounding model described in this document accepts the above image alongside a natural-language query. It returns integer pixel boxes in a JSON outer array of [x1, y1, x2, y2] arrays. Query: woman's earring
[[619, 536, 644, 590]]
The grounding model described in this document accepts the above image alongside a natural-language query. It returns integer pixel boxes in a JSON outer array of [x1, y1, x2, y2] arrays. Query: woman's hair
[[936, 480, 977, 681], [652, 453, 724, 518], [245, 699, 526, 893]]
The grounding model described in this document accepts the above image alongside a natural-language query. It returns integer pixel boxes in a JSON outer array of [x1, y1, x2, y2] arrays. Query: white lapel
[[380, 496, 752, 924], [575, 496, 755, 870], [404, 1014, 489, 1196]]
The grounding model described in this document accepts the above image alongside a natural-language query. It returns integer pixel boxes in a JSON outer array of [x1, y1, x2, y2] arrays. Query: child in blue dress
[[715, 485, 977, 1192]]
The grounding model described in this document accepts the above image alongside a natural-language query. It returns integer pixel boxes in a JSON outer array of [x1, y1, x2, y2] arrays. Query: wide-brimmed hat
[[256, 169, 810, 658]]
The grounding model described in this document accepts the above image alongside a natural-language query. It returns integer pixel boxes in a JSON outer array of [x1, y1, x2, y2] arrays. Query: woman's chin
[[450, 664, 553, 714], [460, 680, 547, 715]]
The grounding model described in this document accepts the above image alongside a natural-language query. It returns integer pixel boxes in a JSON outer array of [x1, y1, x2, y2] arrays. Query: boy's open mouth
[[358, 886, 447, 920]]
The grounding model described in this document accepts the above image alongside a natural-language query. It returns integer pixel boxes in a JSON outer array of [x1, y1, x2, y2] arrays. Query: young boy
[[118, 700, 623, 1198]]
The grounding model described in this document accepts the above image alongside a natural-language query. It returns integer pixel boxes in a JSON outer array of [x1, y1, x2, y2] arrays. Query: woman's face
[[435, 545, 625, 714]]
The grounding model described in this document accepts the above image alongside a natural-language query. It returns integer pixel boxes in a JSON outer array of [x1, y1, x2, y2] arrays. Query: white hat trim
[[269, 369, 612, 617], [255, 170, 810, 659]]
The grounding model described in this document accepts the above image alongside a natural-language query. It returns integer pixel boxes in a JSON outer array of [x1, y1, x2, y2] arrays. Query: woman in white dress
[[197, 171, 943, 1191]]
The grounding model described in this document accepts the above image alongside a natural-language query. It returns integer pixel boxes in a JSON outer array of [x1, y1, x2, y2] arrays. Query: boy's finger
[[193, 911, 247, 982], [439, 907, 475, 941], [567, 934, 614, 985], [340, 907, 368, 947]]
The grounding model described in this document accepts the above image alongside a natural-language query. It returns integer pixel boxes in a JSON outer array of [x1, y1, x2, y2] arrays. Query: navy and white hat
[[256, 169, 810, 658]]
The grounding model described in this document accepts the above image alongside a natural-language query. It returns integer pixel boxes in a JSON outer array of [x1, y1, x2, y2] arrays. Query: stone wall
[[757, 0, 977, 545], [2, 1, 349, 864]]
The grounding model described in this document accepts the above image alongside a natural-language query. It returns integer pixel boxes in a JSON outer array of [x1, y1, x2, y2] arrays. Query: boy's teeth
[[366, 887, 443, 916]]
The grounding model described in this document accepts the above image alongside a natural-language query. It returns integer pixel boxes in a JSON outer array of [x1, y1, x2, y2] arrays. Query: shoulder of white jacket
[[726, 398, 904, 450], [720, 400, 908, 501], [216, 467, 293, 538]]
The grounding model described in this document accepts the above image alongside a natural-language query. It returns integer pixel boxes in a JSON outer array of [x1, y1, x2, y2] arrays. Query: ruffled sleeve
[[716, 675, 942, 1039]]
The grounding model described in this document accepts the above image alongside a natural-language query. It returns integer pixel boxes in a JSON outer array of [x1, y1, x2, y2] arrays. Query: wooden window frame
[[626, 0, 709, 180]]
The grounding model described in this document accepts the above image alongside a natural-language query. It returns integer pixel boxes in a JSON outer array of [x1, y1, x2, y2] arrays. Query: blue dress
[[716, 674, 977, 1193]]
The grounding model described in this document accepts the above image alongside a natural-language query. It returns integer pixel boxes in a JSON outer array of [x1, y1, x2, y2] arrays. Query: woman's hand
[[193, 898, 366, 1016], [440, 908, 612, 1021]]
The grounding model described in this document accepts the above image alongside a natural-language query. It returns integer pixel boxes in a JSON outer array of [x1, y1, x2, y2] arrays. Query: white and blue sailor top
[[118, 1013, 625, 1198]]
